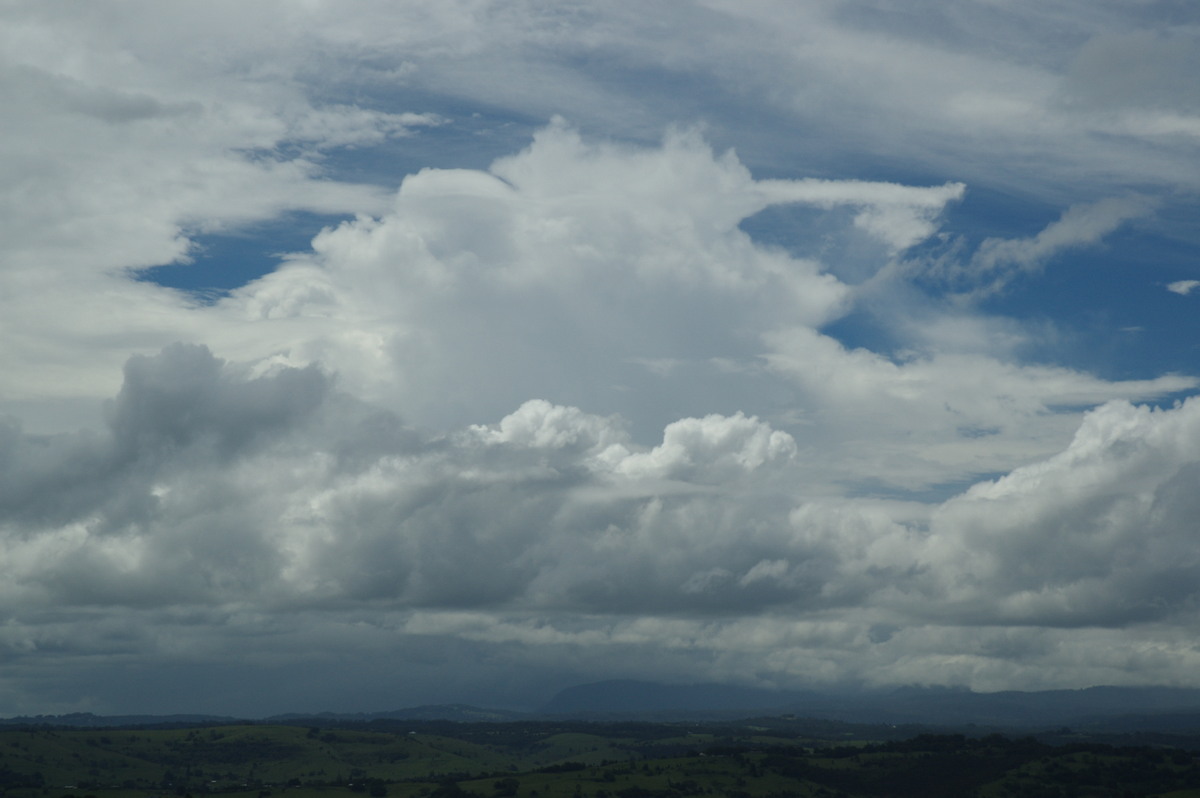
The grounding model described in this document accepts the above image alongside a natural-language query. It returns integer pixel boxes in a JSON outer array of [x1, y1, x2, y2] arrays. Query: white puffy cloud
[[468, 399, 628, 454], [615, 412, 796, 480], [924, 397, 1200, 628], [218, 122, 945, 432]]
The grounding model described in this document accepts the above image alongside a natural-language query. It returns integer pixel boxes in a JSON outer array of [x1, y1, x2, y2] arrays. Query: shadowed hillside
[[2, 718, 1200, 797]]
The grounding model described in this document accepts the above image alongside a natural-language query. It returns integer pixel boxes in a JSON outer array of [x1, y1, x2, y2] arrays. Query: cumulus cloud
[[614, 412, 796, 483], [1168, 280, 1200, 296], [201, 120, 1191, 493], [468, 399, 628, 454], [925, 398, 1200, 628], [4, 344, 1200, 710], [2, 100, 1196, 707], [219, 122, 942, 432], [0, 346, 333, 609], [0, 346, 802, 615]]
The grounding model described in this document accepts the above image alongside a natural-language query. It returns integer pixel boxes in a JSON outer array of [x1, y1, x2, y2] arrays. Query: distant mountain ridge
[[539, 679, 804, 716], [267, 704, 528, 723], [538, 680, 1200, 729], [9, 682, 1200, 730], [0, 712, 238, 728], [0, 705, 526, 728]]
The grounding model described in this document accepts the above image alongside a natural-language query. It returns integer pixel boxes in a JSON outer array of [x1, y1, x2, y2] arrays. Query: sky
[[2, 1, 1200, 717]]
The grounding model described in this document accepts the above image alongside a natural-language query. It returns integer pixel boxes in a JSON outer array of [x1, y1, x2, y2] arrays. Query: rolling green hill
[[1, 719, 1199, 798]]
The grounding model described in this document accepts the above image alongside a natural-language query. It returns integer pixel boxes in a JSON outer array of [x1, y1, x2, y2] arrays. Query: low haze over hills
[[9, 682, 1200, 735], [539, 681, 1200, 730]]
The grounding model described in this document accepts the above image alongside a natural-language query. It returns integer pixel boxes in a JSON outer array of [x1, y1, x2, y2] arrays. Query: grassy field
[[1, 721, 1199, 798]]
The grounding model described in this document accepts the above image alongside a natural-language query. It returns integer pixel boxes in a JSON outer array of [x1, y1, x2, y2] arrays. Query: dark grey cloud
[[109, 343, 329, 461]]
